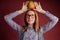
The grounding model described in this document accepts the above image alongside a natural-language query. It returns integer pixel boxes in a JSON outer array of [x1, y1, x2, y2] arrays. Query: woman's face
[[26, 11, 35, 25]]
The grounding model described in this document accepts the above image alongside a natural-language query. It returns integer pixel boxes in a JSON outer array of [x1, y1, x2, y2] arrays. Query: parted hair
[[22, 9, 40, 32]]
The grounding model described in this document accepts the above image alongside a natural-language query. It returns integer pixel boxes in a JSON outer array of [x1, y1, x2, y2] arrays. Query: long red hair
[[22, 9, 40, 32]]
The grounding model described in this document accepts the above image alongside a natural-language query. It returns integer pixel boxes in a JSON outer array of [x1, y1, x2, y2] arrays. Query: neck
[[28, 24, 33, 27]]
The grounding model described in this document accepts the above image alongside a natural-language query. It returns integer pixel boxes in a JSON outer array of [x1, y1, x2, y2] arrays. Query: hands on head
[[21, 1, 46, 13]]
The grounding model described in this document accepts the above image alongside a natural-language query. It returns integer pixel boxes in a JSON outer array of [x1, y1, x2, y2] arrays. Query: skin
[[26, 11, 35, 27], [18, 1, 46, 27]]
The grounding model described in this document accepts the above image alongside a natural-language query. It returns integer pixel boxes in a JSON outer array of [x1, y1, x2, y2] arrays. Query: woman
[[4, 1, 59, 40]]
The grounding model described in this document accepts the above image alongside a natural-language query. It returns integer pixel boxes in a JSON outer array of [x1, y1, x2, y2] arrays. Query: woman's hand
[[19, 1, 29, 13], [34, 2, 46, 14]]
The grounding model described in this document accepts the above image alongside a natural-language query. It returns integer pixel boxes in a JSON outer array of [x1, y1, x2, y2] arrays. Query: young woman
[[4, 1, 59, 40]]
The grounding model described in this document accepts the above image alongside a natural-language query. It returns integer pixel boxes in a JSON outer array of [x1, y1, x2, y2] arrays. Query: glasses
[[26, 14, 35, 18]]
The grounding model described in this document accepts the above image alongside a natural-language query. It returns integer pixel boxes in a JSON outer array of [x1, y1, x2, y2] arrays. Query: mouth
[[28, 20, 32, 22]]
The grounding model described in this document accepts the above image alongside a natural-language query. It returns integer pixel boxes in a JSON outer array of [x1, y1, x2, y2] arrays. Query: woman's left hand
[[34, 2, 46, 14]]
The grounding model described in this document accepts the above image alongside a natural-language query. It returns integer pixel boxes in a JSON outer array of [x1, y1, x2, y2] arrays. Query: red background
[[0, 0, 60, 40]]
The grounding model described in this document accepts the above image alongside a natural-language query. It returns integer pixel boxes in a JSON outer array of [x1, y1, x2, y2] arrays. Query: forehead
[[27, 11, 35, 15]]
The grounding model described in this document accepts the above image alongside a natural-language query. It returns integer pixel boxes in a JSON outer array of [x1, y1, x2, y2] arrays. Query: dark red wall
[[0, 0, 60, 40]]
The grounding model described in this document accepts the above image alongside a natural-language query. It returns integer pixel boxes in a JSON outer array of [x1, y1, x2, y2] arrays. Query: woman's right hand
[[20, 1, 29, 13]]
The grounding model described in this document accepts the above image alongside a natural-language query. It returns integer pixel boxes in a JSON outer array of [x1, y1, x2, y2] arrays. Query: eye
[[29, 14, 34, 16], [31, 14, 35, 16], [26, 14, 35, 18]]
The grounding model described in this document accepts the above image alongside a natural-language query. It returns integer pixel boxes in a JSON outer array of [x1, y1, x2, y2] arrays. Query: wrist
[[39, 10, 46, 14], [18, 9, 24, 13]]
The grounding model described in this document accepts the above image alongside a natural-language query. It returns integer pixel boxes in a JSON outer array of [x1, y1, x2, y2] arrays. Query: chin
[[28, 22, 34, 25]]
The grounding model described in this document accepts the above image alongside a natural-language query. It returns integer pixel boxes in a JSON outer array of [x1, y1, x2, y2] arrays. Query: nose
[[29, 16, 32, 19]]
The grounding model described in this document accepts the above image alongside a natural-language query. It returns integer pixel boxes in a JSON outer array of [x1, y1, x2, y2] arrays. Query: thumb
[[33, 9, 37, 11]]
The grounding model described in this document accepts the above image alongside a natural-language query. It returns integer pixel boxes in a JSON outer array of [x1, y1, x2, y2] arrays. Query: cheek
[[32, 17, 35, 22], [26, 17, 35, 23], [26, 17, 28, 21]]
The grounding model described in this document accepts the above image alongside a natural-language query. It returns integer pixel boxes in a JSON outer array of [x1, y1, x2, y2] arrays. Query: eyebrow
[[26, 14, 35, 15]]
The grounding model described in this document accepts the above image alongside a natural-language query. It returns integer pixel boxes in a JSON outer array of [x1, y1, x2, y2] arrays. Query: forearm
[[41, 11, 59, 33], [4, 10, 23, 32], [4, 10, 24, 19], [40, 10, 59, 22], [34, 2, 59, 33]]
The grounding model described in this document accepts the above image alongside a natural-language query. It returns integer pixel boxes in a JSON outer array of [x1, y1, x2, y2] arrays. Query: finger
[[34, 2, 38, 6], [22, 2, 25, 8], [25, 1, 29, 6], [39, 2, 42, 7], [23, 2, 25, 6], [33, 9, 37, 11], [39, 2, 41, 6], [39, 2, 40, 5]]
